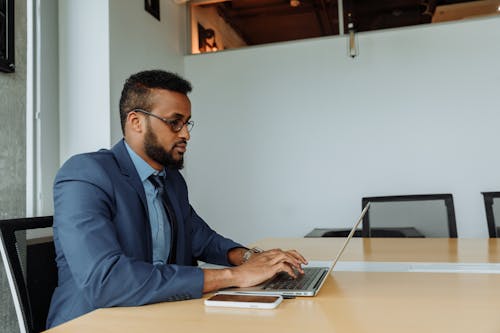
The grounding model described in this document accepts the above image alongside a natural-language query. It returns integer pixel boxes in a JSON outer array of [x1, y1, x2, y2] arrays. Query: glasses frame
[[132, 108, 194, 133]]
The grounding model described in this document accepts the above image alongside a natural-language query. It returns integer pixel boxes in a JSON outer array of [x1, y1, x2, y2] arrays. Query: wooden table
[[256, 237, 500, 263], [44, 238, 500, 333]]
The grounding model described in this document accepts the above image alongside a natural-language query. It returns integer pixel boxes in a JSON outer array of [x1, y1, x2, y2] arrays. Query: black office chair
[[361, 194, 458, 238], [482, 192, 500, 238], [0, 216, 57, 333]]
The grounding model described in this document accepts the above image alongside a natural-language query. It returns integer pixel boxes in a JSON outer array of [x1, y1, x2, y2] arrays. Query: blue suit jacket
[[47, 140, 242, 328]]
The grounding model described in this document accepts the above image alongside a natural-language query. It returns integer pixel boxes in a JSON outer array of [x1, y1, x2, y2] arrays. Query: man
[[47, 70, 307, 328]]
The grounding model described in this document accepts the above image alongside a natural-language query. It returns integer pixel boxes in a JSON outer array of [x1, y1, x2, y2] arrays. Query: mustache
[[174, 140, 187, 146]]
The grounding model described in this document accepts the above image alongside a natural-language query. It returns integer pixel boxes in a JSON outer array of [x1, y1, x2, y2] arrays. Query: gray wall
[[184, 17, 500, 245], [37, 0, 59, 216], [58, 0, 111, 162], [109, 0, 187, 145], [0, 0, 27, 331]]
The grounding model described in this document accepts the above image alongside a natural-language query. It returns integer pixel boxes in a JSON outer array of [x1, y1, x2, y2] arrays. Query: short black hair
[[119, 70, 192, 134]]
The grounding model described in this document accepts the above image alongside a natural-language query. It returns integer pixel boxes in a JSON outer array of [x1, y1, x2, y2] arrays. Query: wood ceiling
[[207, 0, 492, 45]]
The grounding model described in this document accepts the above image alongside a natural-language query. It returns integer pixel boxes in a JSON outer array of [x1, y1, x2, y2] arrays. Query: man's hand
[[203, 248, 308, 292], [232, 249, 308, 287]]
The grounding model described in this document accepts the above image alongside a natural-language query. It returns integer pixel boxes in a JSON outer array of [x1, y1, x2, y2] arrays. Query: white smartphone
[[204, 292, 283, 309]]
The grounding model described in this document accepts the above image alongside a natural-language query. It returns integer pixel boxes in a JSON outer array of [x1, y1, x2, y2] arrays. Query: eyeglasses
[[132, 108, 194, 133]]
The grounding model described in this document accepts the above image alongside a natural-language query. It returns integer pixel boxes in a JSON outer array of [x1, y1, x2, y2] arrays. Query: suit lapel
[[111, 140, 148, 209], [112, 140, 186, 264], [111, 140, 152, 259]]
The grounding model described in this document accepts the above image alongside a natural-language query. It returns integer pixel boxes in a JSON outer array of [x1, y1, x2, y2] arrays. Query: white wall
[[58, 0, 111, 163], [109, 0, 187, 143], [36, 0, 59, 216], [184, 17, 500, 245], [58, 0, 188, 157]]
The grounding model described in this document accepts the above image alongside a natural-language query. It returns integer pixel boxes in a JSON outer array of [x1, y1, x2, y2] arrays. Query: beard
[[144, 121, 185, 170]]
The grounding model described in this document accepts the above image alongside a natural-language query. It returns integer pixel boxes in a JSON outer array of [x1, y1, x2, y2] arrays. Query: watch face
[[242, 250, 252, 263], [243, 247, 263, 263]]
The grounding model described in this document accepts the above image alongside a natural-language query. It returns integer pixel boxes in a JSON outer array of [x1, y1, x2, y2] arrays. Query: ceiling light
[[290, 0, 300, 8], [497, 5, 500, 12], [347, 13, 358, 58]]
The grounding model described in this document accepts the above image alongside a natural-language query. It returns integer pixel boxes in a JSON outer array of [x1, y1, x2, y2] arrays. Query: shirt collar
[[124, 141, 165, 182]]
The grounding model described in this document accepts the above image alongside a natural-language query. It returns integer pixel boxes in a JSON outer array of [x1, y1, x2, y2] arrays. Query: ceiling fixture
[[347, 13, 357, 58], [290, 0, 300, 8], [420, 0, 433, 16]]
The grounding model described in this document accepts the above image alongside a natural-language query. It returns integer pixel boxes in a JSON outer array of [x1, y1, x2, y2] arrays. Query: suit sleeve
[[54, 155, 204, 308]]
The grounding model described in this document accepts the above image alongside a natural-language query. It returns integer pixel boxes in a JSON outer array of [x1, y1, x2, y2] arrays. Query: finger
[[282, 255, 305, 274], [286, 249, 308, 265], [257, 249, 288, 260], [259, 250, 304, 273], [264, 250, 304, 270], [267, 252, 292, 266], [269, 253, 304, 274], [274, 262, 297, 279], [279, 250, 305, 266], [263, 249, 284, 257]]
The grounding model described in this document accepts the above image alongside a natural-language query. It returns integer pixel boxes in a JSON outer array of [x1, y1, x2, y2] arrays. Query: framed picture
[[0, 0, 15, 73], [145, 0, 160, 21]]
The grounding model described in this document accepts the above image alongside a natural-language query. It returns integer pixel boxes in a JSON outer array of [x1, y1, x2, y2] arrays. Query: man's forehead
[[149, 87, 189, 99], [149, 89, 190, 108]]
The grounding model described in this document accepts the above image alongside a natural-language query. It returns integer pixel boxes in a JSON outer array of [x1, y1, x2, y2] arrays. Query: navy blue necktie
[[148, 174, 178, 264]]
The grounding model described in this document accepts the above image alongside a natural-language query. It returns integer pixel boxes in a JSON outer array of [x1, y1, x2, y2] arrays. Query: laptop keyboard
[[263, 267, 325, 290]]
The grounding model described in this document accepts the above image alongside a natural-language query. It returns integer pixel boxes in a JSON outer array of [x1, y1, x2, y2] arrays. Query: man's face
[[142, 89, 191, 170]]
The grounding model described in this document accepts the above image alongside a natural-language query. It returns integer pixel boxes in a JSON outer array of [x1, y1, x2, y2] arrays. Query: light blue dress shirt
[[125, 142, 171, 265]]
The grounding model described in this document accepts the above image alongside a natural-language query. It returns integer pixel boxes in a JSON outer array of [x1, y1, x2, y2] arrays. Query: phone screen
[[208, 294, 280, 303]]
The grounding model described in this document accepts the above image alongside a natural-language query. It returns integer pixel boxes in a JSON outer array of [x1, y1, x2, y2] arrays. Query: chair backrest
[[0, 216, 56, 333], [482, 192, 500, 238], [322, 229, 363, 238], [361, 194, 457, 238]]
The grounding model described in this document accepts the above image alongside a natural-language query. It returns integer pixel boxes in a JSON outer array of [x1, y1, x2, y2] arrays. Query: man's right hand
[[202, 248, 308, 292]]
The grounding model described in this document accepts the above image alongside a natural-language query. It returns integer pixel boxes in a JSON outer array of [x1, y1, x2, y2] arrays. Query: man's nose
[[178, 124, 190, 141]]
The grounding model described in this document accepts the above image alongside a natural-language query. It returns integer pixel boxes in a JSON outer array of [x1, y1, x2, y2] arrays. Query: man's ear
[[126, 111, 144, 134]]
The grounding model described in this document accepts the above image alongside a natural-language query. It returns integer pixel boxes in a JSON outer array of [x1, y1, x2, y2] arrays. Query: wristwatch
[[242, 247, 263, 263]]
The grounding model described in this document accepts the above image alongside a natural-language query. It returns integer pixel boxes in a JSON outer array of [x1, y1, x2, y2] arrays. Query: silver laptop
[[225, 203, 371, 297]]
